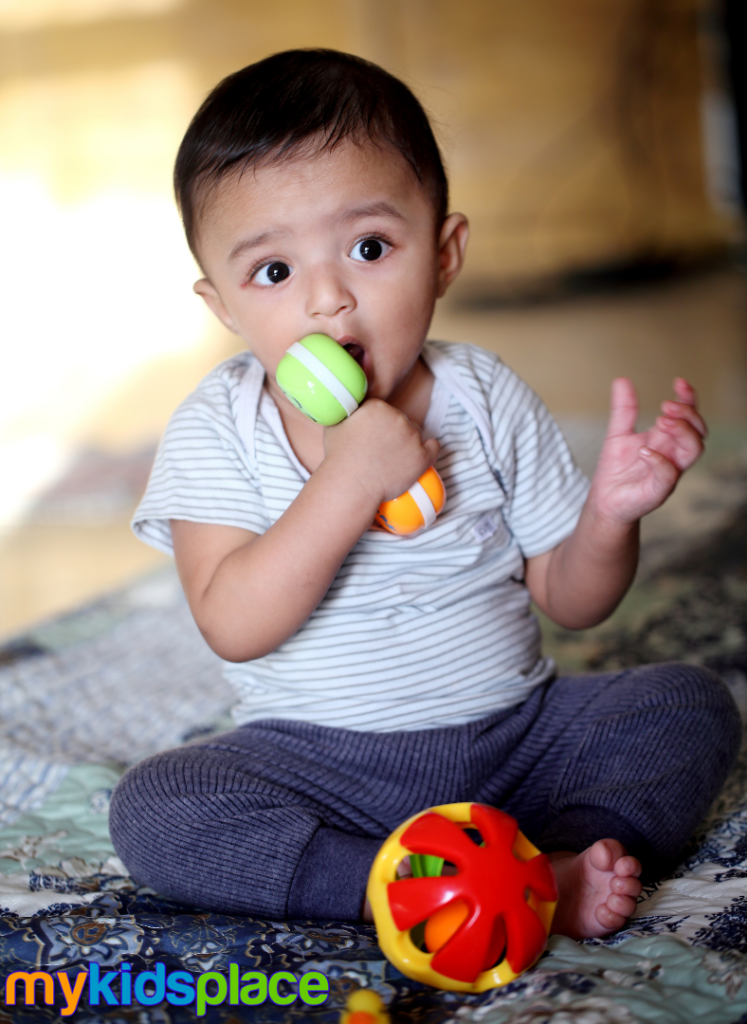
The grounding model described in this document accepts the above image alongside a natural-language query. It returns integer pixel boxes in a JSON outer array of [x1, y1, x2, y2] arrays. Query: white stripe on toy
[[286, 342, 360, 417], [408, 479, 437, 528]]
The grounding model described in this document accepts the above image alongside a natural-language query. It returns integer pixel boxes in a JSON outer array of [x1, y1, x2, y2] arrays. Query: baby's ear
[[193, 278, 239, 333], [436, 213, 469, 298]]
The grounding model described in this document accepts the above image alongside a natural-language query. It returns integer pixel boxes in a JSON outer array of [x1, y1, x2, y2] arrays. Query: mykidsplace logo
[[5, 963, 329, 1016]]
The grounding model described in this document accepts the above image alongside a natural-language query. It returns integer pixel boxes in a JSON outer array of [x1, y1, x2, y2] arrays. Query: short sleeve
[[132, 360, 270, 556], [493, 372, 590, 557]]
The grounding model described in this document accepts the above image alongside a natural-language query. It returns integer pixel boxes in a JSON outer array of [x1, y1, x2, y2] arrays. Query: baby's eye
[[254, 261, 292, 286], [350, 238, 390, 262]]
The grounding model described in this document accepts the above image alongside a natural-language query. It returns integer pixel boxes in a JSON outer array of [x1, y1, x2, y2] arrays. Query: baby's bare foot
[[549, 839, 642, 940]]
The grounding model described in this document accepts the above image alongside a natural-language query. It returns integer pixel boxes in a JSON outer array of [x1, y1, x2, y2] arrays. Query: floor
[[1, 263, 745, 642]]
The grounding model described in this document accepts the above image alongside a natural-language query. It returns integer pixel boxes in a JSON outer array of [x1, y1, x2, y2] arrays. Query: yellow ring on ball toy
[[366, 802, 556, 992]]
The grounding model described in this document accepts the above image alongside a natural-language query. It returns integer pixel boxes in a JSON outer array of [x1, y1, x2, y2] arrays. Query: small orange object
[[375, 466, 446, 535], [424, 899, 469, 952], [424, 898, 507, 972], [340, 989, 390, 1024]]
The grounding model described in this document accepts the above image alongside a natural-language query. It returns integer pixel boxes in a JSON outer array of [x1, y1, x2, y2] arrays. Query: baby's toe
[[595, 902, 627, 931], [589, 839, 626, 872], [606, 892, 637, 918], [613, 854, 642, 879], [611, 874, 642, 898]]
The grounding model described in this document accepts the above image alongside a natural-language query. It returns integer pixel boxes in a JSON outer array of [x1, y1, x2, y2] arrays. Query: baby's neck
[[388, 355, 434, 430]]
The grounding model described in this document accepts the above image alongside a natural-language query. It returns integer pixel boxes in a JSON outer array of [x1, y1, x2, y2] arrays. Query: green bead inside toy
[[276, 333, 368, 425]]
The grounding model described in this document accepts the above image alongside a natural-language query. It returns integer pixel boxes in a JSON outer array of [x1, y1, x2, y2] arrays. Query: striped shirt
[[133, 341, 589, 731]]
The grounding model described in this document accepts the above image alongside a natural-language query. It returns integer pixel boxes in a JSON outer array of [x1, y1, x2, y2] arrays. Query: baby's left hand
[[591, 377, 706, 525]]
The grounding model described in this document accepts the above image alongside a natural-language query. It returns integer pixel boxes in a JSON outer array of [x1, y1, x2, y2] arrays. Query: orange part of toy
[[424, 899, 507, 973], [367, 802, 557, 991], [424, 899, 469, 952], [347, 1014, 378, 1024], [375, 466, 445, 535]]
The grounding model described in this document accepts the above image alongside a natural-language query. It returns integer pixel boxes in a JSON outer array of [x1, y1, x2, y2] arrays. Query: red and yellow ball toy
[[367, 803, 557, 992]]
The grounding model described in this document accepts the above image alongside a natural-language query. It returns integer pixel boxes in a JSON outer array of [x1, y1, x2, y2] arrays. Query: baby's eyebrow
[[228, 229, 285, 262], [226, 203, 402, 262], [341, 201, 404, 223]]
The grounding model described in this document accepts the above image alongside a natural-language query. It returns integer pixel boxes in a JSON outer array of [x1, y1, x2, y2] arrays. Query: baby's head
[[176, 49, 468, 403], [176, 49, 449, 258]]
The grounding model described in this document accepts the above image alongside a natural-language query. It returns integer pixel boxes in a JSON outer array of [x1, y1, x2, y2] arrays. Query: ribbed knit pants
[[109, 663, 740, 921]]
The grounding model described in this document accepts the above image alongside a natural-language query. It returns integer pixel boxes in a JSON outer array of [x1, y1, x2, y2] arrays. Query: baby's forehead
[[193, 138, 432, 252], [207, 137, 416, 201]]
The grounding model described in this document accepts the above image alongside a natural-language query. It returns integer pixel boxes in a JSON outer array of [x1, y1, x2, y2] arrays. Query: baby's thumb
[[423, 438, 441, 465]]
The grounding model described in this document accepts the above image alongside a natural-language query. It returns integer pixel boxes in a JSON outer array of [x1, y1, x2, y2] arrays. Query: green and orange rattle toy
[[276, 333, 445, 535]]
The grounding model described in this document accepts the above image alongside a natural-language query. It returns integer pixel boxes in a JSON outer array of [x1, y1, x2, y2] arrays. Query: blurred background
[[0, 0, 744, 640]]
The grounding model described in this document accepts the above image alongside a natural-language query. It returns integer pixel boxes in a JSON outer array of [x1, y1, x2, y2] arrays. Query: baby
[[110, 49, 740, 941]]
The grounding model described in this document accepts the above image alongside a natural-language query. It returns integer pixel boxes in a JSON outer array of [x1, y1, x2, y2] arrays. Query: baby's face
[[193, 140, 465, 407]]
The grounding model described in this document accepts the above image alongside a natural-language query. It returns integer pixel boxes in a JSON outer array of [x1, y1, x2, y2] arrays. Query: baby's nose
[[306, 265, 356, 318]]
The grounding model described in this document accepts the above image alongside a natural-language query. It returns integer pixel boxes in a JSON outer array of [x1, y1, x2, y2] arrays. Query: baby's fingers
[[654, 416, 705, 468], [660, 400, 707, 439], [607, 378, 639, 438], [423, 437, 441, 464], [673, 377, 698, 408], [639, 445, 679, 495]]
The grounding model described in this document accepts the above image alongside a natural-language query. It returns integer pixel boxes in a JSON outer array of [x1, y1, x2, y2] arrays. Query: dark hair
[[174, 49, 448, 256]]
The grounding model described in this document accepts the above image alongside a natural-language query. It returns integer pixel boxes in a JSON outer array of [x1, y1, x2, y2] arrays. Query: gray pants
[[110, 663, 740, 921]]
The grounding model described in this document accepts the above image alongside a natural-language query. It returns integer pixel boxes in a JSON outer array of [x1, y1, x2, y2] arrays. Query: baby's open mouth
[[343, 342, 365, 367]]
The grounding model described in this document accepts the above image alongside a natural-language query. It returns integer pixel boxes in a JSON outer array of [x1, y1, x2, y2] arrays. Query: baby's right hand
[[322, 398, 439, 509]]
